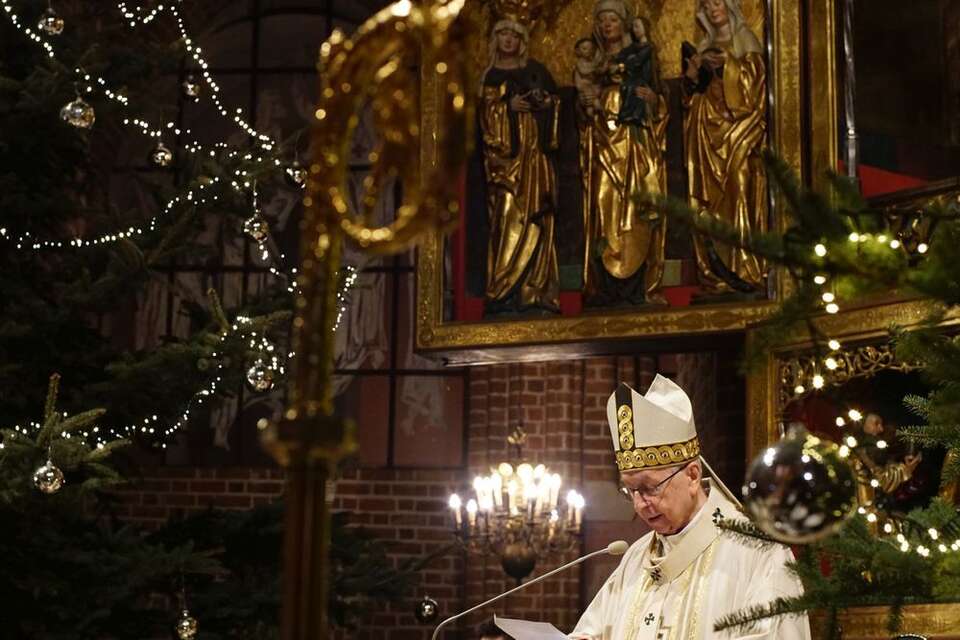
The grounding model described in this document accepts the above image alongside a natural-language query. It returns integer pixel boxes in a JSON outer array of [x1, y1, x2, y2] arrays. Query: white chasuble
[[570, 481, 811, 640]]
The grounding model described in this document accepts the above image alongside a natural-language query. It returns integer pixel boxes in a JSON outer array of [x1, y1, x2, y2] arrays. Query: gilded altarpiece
[[416, 0, 828, 362]]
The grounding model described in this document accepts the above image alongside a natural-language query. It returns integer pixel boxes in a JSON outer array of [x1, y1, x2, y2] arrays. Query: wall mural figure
[[479, 10, 561, 314], [578, 0, 668, 307], [682, 0, 768, 294]]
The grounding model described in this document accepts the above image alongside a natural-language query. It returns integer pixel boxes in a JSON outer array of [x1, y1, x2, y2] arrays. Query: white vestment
[[571, 481, 811, 640]]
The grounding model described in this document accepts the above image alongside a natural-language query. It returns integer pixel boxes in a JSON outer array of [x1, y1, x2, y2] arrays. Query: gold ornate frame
[[744, 299, 960, 465], [416, 0, 836, 362], [811, 602, 960, 639]]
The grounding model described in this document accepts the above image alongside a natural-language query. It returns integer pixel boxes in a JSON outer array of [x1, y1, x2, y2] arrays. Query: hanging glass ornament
[[414, 595, 440, 624], [246, 360, 275, 392], [33, 459, 65, 494], [38, 6, 65, 35], [60, 96, 95, 129], [182, 74, 201, 100], [242, 213, 269, 244], [285, 159, 307, 188], [175, 608, 198, 640], [742, 425, 857, 544], [150, 142, 174, 168]]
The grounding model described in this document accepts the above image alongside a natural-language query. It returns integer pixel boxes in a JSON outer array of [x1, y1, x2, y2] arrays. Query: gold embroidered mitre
[[607, 375, 700, 472]]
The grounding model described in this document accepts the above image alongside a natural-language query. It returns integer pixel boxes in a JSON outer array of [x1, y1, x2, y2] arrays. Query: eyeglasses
[[618, 462, 690, 502]]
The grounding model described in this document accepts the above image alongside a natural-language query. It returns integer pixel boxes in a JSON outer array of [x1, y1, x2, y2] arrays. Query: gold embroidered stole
[[626, 485, 730, 640]]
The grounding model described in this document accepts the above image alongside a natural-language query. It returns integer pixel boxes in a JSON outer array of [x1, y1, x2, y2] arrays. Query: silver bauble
[[246, 361, 275, 392], [242, 213, 269, 243], [175, 608, 198, 640], [60, 97, 95, 129], [414, 595, 439, 624], [182, 75, 201, 99], [150, 142, 174, 168], [742, 425, 857, 544], [285, 160, 307, 187], [38, 7, 65, 35], [33, 459, 65, 494]]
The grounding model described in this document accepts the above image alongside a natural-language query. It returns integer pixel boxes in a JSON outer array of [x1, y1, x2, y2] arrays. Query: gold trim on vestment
[[616, 436, 701, 471], [683, 539, 717, 640], [617, 405, 635, 450]]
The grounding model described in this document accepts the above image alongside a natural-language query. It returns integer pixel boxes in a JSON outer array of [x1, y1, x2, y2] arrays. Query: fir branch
[[43, 373, 60, 424], [58, 408, 107, 435], [206, 287, 231, 334], [716, 517, 782, 548], [713, 595, 819, 633]]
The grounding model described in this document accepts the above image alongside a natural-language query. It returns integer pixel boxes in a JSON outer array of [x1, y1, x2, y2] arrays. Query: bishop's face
[[621, 462, 703, 535], [702, 0, 730, 28]]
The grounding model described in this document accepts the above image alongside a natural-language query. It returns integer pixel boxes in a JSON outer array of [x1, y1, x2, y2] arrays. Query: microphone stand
[[430, 545, 617, 640]]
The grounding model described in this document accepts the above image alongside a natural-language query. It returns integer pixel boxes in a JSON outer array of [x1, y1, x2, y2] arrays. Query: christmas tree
[[0, 3, 414, 638], [0, 1, 307, 445]]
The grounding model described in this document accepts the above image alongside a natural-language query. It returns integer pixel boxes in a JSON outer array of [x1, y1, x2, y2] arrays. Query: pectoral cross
[[712, 507, 724, 524], [644, 613, 656, 626], [650, 567, 662, 583]]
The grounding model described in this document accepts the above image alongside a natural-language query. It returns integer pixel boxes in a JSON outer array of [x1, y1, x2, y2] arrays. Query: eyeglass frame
[[618, 461, 693, 502]]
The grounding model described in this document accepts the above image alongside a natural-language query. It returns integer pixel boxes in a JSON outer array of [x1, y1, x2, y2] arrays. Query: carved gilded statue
[[683, 0, 768, 294], [480, 14, 561, 313], [578, 0, 668, 306]]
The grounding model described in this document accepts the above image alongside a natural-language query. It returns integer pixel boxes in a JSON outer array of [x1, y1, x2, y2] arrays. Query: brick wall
[[114, 467, 285, 527], [330, 467, 465, 640], [114, 352, 743, 639]]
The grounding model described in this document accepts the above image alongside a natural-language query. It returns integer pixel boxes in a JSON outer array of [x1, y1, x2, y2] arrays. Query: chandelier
[[447, 428, 585, 581]]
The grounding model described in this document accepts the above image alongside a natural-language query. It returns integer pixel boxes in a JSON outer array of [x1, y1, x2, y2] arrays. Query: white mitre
[[606, 374, 700, 472]]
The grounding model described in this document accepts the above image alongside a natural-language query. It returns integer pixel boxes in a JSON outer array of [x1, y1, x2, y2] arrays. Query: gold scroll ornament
[[311, 0, 471, 257], [280, 0, 473, 432]]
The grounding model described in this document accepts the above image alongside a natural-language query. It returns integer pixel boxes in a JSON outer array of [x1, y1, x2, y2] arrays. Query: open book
[[494, 614, 569, 639]]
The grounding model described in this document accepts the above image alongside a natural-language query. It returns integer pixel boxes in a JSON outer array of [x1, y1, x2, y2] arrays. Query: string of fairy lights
[[0, 0, 295, 255], [793, 227, 933, 398], [790, 219, 945, 554], [116, 1, 276, 150], [1, 264, 357, 451], [0, 2, 362, 448], [822, 405, 960, 557]]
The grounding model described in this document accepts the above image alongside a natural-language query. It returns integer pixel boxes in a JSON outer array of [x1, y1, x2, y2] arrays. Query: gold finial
[[486, 0, 568, 30]]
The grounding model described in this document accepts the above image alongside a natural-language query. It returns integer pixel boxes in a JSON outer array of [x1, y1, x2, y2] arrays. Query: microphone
[[430, 540, 629, 640]]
